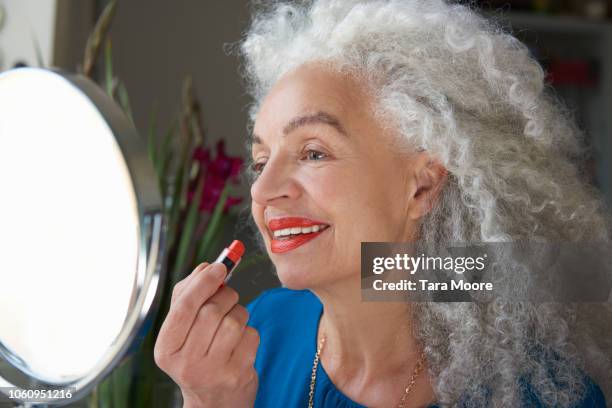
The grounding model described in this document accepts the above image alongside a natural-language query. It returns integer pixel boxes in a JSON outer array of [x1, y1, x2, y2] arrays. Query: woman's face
[[250, 63, 433, 290]]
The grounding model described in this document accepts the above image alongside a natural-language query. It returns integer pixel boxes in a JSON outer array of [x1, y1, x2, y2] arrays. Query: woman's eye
[[250, 161, 266, 175], [304, 150, 327, 161]]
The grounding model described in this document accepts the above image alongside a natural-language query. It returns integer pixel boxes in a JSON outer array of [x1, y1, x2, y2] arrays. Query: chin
[[274, 264, 323, 290]]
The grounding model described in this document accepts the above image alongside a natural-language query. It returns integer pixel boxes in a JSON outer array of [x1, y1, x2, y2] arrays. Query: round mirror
[[0, 68, 165, 406]]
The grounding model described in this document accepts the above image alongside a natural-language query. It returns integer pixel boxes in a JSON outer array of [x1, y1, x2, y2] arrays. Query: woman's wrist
[[181, 390, 207, 408], [182, 390, 255, 408]]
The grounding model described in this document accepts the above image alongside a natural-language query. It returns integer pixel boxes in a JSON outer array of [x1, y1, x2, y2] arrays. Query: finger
[[156, 263, 227, 355], [175, 262, 228, 311], [180, 285, 239, 358], [228, 325, 260, 369], [207, 304, 249, 361], [171, 262, 210, 307]]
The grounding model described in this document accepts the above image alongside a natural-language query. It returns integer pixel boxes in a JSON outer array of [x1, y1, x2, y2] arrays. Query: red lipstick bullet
[[214, 240, 245, 286]]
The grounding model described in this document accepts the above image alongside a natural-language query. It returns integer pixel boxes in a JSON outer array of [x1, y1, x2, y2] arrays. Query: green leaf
[[88, 386, 98, 408], [165, 77, 203, 250], [110, 369, 120, 408], [157, 118, 178, 198], [99, 374, 111, 408], [104, 39, 114, 96], [171, 175, 205, 285], [117, 82, 133, 123], [200, 216, 227, 262], [132, 332, 156, 408], [112, 357, 132, 408], [194, 183, 230, 263], [165, 178, 182, 257], [158, 119, 176, 170], [82, 0, 117, 77], [166, 117, 197, 250], [132, 358, 154, 408], [158, 153, 174, 200]]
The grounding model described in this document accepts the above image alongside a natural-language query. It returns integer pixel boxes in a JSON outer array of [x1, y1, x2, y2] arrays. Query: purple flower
[[187, 140, 244, 213], [192, 146, 210, 164]]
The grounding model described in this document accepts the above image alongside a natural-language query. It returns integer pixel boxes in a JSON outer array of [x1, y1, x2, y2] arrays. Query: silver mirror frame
[[0, 68, 166, 407]]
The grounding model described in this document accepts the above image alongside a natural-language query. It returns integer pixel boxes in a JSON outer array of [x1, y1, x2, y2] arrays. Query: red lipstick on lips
[[268, 217, 328, 254]]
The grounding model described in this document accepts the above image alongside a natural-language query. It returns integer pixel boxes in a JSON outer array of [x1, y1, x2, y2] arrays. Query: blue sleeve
[[577, 379, 606, 408], [245, 288, 281, 327], [519, 372, 606, 407], [246, 294, 264, 326]]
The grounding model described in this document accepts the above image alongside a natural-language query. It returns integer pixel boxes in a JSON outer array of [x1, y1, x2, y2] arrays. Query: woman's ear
[[407, 154, 448, 220]]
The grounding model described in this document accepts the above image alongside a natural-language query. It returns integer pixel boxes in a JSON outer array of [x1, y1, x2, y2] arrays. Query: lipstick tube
[[214, 239, 245, 285]]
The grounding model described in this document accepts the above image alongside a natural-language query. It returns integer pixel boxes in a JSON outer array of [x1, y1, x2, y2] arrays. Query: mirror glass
[[0, 68, 163, 397]]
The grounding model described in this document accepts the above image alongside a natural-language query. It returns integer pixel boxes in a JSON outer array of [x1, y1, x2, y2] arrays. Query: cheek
[[299, 165, 352, 227], [301, 169, 339, 202], [321, 162, 406, 241], [251, 201, 267, 236], [302, 164, 389, 240]]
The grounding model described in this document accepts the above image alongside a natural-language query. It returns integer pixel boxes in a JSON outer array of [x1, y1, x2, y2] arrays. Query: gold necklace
[[308, 334, 426, 408]]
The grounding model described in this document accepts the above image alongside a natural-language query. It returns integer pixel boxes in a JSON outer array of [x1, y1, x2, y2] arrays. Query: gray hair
[[234, 0, 612, 406]]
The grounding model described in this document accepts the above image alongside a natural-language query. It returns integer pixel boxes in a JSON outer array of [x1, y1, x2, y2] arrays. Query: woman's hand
[[154, 262, 260, 408]]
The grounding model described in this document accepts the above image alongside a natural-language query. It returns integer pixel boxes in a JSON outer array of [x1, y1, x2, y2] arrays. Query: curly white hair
[[234, 0, 612, 406]]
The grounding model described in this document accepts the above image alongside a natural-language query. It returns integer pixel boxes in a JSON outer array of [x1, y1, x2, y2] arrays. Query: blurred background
[[0, 0, 281, 305], [1, 0, 612, 406], [3, 0, 611, 202]]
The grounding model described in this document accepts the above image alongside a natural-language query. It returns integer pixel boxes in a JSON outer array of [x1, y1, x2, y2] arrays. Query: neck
[[310, 275, 422, 388]]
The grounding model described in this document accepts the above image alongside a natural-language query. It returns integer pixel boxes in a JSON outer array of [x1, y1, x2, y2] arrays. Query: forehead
[[253, 63, 369, 133]]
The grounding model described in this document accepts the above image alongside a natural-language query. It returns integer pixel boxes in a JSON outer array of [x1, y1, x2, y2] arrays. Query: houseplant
[[78, 1, 257, 406]]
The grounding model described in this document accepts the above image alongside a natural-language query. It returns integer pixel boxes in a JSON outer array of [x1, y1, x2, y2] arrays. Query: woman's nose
[[250, 156, 302, 205]]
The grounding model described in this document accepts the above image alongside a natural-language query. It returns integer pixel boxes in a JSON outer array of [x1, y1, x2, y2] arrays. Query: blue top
[[246, 287, 606, 407]]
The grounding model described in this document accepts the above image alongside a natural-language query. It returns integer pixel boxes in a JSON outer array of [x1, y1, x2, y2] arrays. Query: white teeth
[[272, 224, 327, 238], [273, 228, 289, 237]]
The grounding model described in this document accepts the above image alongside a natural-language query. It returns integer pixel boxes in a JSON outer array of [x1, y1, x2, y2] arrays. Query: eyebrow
[[250, 111, 348, 145]]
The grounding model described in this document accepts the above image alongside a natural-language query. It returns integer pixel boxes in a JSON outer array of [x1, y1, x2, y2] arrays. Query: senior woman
[[154, 0, 612, 407]]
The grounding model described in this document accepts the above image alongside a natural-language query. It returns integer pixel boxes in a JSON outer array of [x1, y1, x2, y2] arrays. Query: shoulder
[[515, 344, 607, 407], [575, 377, 606, 408], [245, 287, 320, 327], [245, 287, 321, 367], [519, 374, 606, 407]]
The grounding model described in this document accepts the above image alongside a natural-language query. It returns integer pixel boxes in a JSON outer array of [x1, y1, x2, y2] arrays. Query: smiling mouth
[[272, 224, 330, 241], [269, 224, 330, 253]]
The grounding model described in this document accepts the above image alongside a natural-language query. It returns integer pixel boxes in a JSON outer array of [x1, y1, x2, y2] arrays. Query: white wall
[[0, 0, 57, 70], [106, 0, 253, 162]]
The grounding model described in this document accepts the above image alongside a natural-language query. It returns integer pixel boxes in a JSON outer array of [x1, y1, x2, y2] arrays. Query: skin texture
[[250, 62, 447, 408]]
